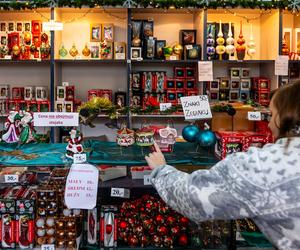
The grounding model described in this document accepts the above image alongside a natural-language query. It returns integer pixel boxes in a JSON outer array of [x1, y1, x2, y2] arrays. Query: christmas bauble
[[171, 226, 180, 236], [24, 32, 31, 43], [163, 236, 174, 248], [41, 33, 48, 43], [173, 44, 183, 55], [132, 37, 141, 47], [196, 130, 216, 147], [82, 44, 91, 57], [156, 214, 164, 224], [158, 226, 168, 236], [167, 216, 175, 225], [119, 221, 127, 229], [178, 234, 189, 246], [182, 125, 200, 142], [163, 46, 173, 56], [59, 44, 68, 57], [12, 45, 20, 56], [69, 43, 79, 57]]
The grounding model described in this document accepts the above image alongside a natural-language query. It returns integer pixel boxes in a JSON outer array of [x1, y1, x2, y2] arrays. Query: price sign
[[4, 175, 19, 183], [180, 95, 212, 120], [186, 45, 193, 50], [143, 175, 152, 185], [41, 244, 55, 250], [160, 103, 172, 111], [34, 112, 79, 127], [247, 111, 261, 121], [275, 55, 289, 76], [73, 153, 87, 164], [42, 21, 63, 31], [170, 55, 177, 60], [198, 61, 213, 81], [4, 55, 12, 60], [111, 188, 130, 198]]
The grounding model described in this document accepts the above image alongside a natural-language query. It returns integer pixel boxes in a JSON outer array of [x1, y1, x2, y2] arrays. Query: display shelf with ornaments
[[206, 9, 280, 61]]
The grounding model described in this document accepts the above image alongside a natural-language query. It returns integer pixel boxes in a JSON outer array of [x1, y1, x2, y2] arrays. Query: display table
[[0, 140, 218, 167]]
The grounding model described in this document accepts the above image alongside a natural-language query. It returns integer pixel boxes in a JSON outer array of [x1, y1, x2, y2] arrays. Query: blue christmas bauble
[[182, 125, 200, 142], [197, 130, 216, 147]]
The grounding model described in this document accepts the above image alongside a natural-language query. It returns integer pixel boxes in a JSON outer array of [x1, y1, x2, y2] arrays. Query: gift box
[[254, 91, 270, 106], [99, 89, 112, 101], [208, 80, 220, 91], [240, 78, 251, 90], [186, 67, 195, 78], [166, 90, 177, 104], [99, 165, 127, 181], [0, 85, 10, 99], [241, 68, 251, 78], [252, 77, 270, 91], [131, 166, 152, 179], [240, 90, 250, 101], [100, 206, 118, 248], [230, 79, 240, 89], [219, 77, 230, 89], [24, 87, 34, 101], [209, 91, 219, 102], [175, 79, 184, 90], [35, 87, 47, 101], [131, 72, 142, 92], [31, 20, 42, 34], [229, 90, 239, 101], [65, 101, 73, 112], [166, 78, 175, 90], [12, 87, 24, 100], [142, 72, 154, 92], [230, 67, 241, 79], [176, 90, 185, 104], [65, 86, 75, 101], [219, 89, 229, 101], [39, 101, 50, 112], [185, 79, 196, 90], [174, 67, 185, 78], [150, 125, 177, 152], [215, 131, 246, 159], [57, 86, 66, 101], [243, 132, 271, 151], [153, 72, 166, 93]]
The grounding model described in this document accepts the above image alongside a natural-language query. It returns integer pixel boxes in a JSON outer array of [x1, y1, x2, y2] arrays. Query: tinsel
[[0, 0, 295, 11]]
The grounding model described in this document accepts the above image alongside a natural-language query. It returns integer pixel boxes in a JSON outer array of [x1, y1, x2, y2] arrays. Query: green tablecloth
[[0, 140, 218, 167]]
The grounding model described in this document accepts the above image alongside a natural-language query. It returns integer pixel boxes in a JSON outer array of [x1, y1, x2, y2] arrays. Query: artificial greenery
[[0, 0, 296, 11]]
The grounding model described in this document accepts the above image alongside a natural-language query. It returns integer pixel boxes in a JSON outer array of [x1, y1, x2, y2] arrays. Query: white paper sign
[[43, 21, 63, 31], [170, 55, 177, 60], [143, 175, 151, 185], [4, 175, 19, 183], [275, 55, 289, 76], [41, 245, 55, 250], [4, 55, 12, 60], [198, 61, 213, 81], [65, 163, 99, 209], [180, 95, 212, 120], [111, 188, 130, 198], [186, 45, 193, 50], [73, 154, 87, 164], [248, 111, 262, 121], [34, 112, 79, 127], [160, 103, 172, 111]]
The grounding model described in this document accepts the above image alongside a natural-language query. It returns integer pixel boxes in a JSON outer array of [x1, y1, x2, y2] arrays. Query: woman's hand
[[145, 142, 166, 170]]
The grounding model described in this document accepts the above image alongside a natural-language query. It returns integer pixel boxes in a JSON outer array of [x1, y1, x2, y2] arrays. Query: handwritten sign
[[247, 111, 261, 121], [198, 61, 213, 81], [111, 188, 130, 198], [65, 163, 99, 209], [4, 175, 19, 183], [34, 112, 79, 127], [180, 95, 212, 120], [41, 245, 55, 250], [275, 55, 289, 76], [73, 154, 87, 164], [160, 103, 172, 111], [43, 21, 63, 31]]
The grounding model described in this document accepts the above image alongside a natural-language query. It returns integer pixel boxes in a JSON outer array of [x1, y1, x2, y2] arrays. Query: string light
[[226, 9, 272, 23]]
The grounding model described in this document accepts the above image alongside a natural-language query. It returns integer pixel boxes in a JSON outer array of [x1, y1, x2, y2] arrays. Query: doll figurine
[[66, 129, 83, 159], [2, 111, 22, 143], [19, 111, 39, 144]]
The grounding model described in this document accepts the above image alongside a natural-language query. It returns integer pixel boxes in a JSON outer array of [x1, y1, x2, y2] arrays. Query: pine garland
[[0, 0, 295, 11]]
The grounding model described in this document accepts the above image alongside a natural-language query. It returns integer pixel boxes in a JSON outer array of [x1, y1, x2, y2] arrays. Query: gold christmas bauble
[[24, 32, 31, 43], [82, 44, 91, 57], [173, 44, 183, 55], [12, 45, 20, 56], [132, 37, 141, 47], [69, 43, 78, 57], [41, 33, 48, 43]]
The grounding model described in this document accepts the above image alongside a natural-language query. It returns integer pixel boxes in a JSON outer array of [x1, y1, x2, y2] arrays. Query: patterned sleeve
[[150, 153, 257, 223]]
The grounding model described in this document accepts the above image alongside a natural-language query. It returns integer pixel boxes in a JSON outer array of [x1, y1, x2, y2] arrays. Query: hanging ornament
[[59, 44, 68, 58], [123, 0, 137, 8], [282, 35, 290, 56], [178, 234, 189, 246], [236, 21, 246, 60], [69, 43, 79, 58], [206, 26, 215, 60], [182, 124, 200, 142], [12, 44, 20, 56], [196, 123, 216, 147], [225, 22, 235, 58], [41, 33, 49, 43], [289, 0, 300, 13], [247, 24, 256, 59], [82, 43, 91, 57], [23, 32, 31, 44], [215, 20, 226, 60]]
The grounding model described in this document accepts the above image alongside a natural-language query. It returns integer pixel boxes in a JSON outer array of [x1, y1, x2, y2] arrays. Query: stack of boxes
[[0, 85, 50, 114], [252, 77, 271, 106], [55, 83, 81, 112]]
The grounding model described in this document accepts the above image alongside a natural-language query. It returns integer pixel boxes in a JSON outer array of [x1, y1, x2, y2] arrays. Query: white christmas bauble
[[46, 228, 55, 236], [216, 45, 226, 55], [46, 217, 55, 227], [226, 37, 234, 45], [63, 209, 72, 217], [37, 228, 46, 237], [248, 48, 256, 57], [73, 209, 81, 216], [36, 218, 45, 227], [226, 45, 235, 54]]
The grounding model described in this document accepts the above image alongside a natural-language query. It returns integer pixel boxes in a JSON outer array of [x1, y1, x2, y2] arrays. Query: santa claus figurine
[[66, 129, 83, 159]]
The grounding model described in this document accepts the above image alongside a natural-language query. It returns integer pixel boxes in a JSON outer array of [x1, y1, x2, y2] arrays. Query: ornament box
[[230, 67, 241, 79], [230, 79, 240, 89], [99, 165, 127, 181], [241, 68, 251, 78], [102, 23, 114, 42], [174, 67, 186, 78], [166, 78, 176, 90], [229, 90, 240, 101], [35, 87, 47, 101], [179, 29, 197, 45], [131, 166, 152, 179], [131, 72, 142, 91], [65, 86, 75, 101], [186, 67, 196, 78], [209, 80, 220, 91], [65, 101, 73, 112], [0, 85, 9, 99], [114, 42, 126, 60], [185, 79, 196, 90], [55, 101, 64, 112], [184, 44, 201, 60], [56, 86, 66, 101], [142, 72, 154, 92], [24, 86, 34, 101], [219, 77, 230, 89], [209, 91, 219, 102], [142, 20, 154, 39], [175, 79, 185, 90], [240, 90, 251, 101], [243, 132, 271, 151], [153, 72, 166, 92], [143, 37, 156, 59], [12, 87, 24, 100], [252, 77, 270, 91], [186, 89, 198, 96], [240, 79, 251, 90]]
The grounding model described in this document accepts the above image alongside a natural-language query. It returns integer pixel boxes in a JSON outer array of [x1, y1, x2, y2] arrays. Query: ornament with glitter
[[216, 20, 226, 60], [247, 24, 256, 59], [206, 25, 215, 60], [225, 22, 235, 58]]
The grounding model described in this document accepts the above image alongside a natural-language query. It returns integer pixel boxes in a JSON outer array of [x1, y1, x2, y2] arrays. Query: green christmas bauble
[[182, 125, 200, 142]]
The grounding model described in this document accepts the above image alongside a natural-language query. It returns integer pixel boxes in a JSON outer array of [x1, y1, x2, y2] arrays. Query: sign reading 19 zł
[[180, 95, 212, 121]]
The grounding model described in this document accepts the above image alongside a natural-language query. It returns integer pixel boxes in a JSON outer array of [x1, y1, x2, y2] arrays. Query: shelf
[[132, 114, 184, 118], [131, 59, 199, 64], [212, 60, 275, 64], [0, 59, 50, 64], [55, 59, 127, 64]]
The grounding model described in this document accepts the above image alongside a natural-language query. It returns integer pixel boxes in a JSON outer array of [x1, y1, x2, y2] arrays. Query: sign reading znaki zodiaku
[[33, 112, 79, 127]]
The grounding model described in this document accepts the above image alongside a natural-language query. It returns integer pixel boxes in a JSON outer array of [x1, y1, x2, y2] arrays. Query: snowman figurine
[[66, 129, 83, 159]]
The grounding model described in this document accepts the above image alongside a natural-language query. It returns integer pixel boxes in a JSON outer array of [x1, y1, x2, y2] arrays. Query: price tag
[[127, 59, 131, 64], [160, 103, 172, 111], [115, 53, 125, 60], [4, 55, 12, 60], [41, 244, 55, 250], [75, 55, 82, 60], [170, 55, 177, 61], [111, 188, 130, 198], [247, 111, 261, 121], [4, 175, 19, 183], [143, 175, 152, 185], [73, 154, 87, 164], [186, 45, 193, 50], [37, 58, 42, 62]]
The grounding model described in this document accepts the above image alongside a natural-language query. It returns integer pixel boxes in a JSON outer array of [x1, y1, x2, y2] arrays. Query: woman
[[145, 81, 300, 250]]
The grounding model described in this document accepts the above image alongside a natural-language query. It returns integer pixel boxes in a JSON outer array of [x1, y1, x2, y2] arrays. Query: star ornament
[[289, 0, 300, 13]]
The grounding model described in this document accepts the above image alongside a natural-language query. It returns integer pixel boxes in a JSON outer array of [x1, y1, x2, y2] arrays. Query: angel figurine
[[1, 111, 22, 143]]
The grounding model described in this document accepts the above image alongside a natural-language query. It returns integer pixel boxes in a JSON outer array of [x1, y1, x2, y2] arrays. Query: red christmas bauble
[[171, 226, 180, 236], [119, 221, 127, 229], [128, 235, 139, 246], [141, 235, 150, 247], [133, 225, 143, 234], [156, 214, 164, 224], [158, 226, 168, 236], [143, 219, 152, 230], [153, 235, 162, 247], [163, 236, 174, 248], [167, 216, 176, 225], [178, 234, 189, 246], [180, 217, 189, 227]]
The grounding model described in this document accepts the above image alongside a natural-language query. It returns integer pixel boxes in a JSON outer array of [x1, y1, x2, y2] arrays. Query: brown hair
[[272, 80, 300, 139]]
